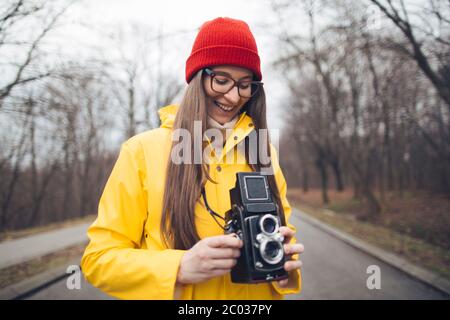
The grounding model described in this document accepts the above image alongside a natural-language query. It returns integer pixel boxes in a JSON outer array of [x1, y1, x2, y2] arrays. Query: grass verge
[[0, 215, 96, 243], [289, 196, 450, 282], [0, 243, 87, 290]]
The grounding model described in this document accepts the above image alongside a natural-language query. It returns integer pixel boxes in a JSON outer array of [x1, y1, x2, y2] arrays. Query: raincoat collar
[[157, 104, 255, 162]]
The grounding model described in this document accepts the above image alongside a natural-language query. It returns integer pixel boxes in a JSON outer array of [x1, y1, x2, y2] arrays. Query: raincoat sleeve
[[80, 140, 185, 300], [269, 145, 302, 295]]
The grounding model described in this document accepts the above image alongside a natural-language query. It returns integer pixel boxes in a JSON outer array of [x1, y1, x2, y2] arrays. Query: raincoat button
[[249, 123, 254, 127], [234, 136, 238, 140], [217, 165, 222, 172]]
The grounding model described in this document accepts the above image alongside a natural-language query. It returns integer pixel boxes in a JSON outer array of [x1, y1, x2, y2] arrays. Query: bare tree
[[270, 0, 450, 218], [0, 0, 75, 106], [105, 24, 184, 140], [369, 0, 450, 109]]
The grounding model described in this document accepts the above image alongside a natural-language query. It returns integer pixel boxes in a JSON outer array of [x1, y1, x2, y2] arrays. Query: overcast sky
[[60, 0, 293, 131]]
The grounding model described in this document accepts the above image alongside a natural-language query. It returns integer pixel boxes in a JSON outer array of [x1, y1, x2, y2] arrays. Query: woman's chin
[[212, 115, 230, 125]]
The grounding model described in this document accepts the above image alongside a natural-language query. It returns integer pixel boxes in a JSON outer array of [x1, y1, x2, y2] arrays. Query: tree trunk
[[329, 157, 345, 191], [315, 158, 329, 204]]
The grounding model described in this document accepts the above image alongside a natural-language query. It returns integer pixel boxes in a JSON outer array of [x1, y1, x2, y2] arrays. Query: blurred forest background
[[0, 0, 449, 257]]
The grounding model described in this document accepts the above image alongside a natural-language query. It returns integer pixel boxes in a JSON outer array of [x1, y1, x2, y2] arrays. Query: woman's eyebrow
[[213, 70, 253, 80]]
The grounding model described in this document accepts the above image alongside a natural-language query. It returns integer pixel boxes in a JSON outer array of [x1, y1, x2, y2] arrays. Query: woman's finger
[[277, 278, 289, 287], [209, 258, 237, 270], [279, 226, 295, 243], [207, 234, 243, 249], [208, 247, 241, 259], [284, 260, 302, 272], [209, 268, 233, 278], [283, 243, 305, 255]]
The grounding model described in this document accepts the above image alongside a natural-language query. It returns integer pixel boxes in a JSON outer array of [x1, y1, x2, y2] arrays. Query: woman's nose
[[224, 86, 241, 104]]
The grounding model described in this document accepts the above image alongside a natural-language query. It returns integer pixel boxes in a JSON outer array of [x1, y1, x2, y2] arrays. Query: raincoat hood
[[158, 104, 179, 129]]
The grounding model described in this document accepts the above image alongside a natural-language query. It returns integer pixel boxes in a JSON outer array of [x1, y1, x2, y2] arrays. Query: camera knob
[[256, 234, 264, 243], [274, 233, 284, 242], [225, 220, 237, 233]]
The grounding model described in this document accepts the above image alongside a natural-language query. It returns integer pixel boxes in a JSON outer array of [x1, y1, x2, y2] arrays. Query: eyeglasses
[[203, 68, 263, 99]]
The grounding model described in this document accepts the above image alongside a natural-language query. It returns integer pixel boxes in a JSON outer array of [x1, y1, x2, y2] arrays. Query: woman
[[81, 17, 304, 300]]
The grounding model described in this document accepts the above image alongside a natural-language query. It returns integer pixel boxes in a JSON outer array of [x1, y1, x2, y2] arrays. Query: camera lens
[[260, 239, 283, 265], [259, 214, 278, 235], [265, 241, 280, 258], [263, 218, 276, 234]]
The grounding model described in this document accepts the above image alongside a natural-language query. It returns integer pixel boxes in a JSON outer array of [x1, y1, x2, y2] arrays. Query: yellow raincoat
[[81, 104, 301, 299]]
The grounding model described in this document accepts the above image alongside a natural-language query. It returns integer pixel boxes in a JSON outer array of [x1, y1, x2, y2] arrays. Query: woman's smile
[[214, 100, 235, 112]]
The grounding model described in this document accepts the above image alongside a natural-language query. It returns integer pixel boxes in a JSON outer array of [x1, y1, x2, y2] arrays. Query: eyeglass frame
[[203, 68, 264, 99]]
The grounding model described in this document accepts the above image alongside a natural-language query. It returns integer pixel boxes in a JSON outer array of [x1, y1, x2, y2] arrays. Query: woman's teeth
[[215, 101, 234, 112]]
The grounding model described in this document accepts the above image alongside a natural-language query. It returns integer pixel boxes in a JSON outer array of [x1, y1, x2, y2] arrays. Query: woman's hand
[[176, 234, 243, 284], [276, 226, 304, 288]]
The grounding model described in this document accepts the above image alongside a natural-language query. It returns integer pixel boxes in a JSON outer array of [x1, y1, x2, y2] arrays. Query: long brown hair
[[160, 70, 285, 250]]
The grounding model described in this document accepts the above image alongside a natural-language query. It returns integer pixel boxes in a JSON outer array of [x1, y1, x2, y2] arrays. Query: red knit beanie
[[185, 17, 261, 83]]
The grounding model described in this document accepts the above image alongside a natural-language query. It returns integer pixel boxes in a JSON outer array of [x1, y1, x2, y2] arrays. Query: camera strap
[[201, 188, 225, 231]]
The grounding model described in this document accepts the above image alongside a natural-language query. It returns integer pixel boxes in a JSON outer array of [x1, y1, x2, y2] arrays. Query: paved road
[[24, 209, 449, 300], [286, 211, 447, 299], [0, 223, 90, 269]]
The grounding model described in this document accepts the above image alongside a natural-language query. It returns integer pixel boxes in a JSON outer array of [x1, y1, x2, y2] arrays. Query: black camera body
[[224, 172, 288, 284]]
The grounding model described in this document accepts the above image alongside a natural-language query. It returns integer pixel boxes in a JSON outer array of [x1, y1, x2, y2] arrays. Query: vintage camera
[[224, 172, 288, 283]]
